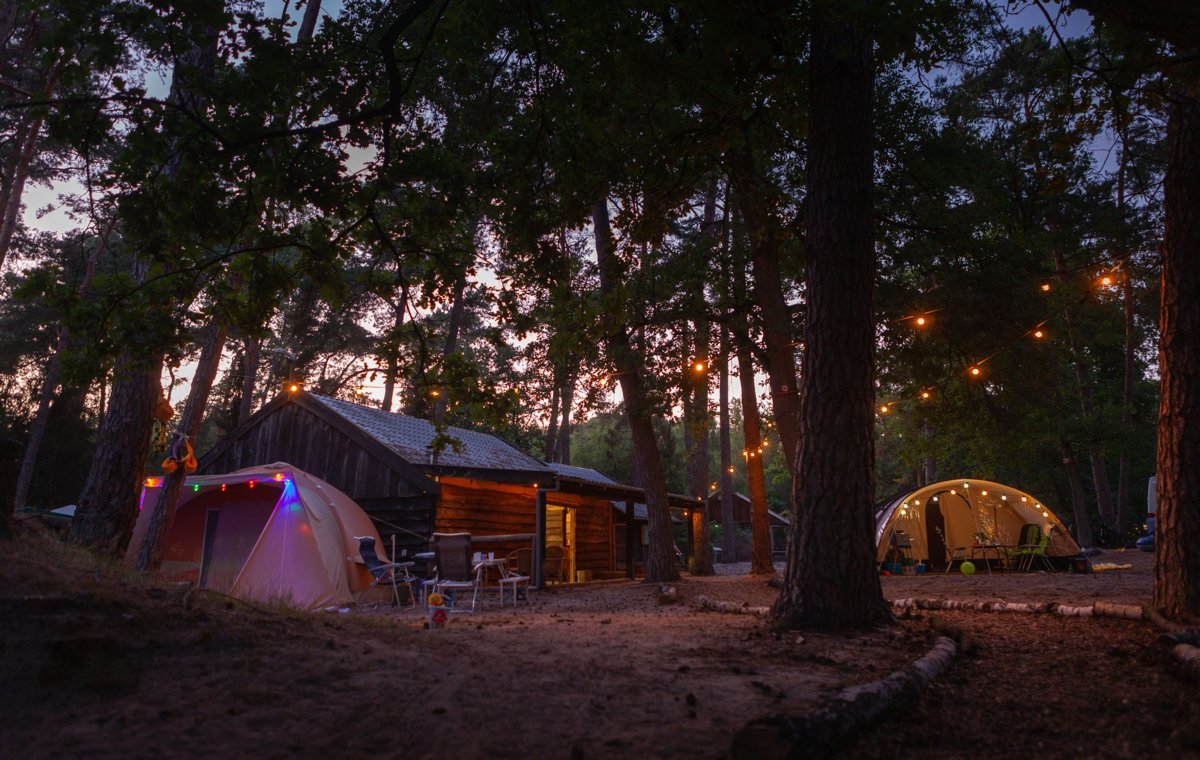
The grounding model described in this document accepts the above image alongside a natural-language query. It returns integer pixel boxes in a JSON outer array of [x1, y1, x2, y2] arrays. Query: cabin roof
[[545, 462, 622, 487], [309, 393, 549, 473]]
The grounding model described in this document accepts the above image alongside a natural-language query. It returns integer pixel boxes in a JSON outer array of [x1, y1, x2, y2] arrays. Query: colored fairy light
[[221, 483, 227, 492], [192, 484, 199, 492], [274, 473, 284, 481], [249, 480, 256, 489]]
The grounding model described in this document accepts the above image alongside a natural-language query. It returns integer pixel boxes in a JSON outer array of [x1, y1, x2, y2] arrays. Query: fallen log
[[1172, 644, 1200, 678], [731, 637, 957, 759], [1093, 602, 1145, 620], [695, 595, 769, 617]]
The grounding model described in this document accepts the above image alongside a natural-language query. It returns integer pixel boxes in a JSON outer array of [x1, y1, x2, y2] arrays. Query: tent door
[[198, 509, 221, 589], [925, 501, 947, 565]]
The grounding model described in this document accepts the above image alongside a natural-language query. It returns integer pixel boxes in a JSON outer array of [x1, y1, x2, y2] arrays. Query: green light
[[192, 484, 199, 492]]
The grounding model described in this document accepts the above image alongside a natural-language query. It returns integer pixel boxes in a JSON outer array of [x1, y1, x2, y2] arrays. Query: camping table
[[970, 544, 1010, 574], [473, 557, 513, 607]]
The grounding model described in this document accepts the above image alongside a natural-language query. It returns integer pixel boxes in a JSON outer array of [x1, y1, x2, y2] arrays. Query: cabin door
[[546, 505, 577, 582]]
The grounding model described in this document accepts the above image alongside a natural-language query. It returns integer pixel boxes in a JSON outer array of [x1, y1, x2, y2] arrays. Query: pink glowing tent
[[126, 462, 383, 610]]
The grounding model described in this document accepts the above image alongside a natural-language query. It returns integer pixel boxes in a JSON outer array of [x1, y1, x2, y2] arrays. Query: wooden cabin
[[199, 390, 695, 584], [705, 491, 790, 561]]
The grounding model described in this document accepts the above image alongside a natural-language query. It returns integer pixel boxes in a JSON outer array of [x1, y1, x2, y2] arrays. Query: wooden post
[[625, 500, 637, 579], [535, 488, 546, 589]]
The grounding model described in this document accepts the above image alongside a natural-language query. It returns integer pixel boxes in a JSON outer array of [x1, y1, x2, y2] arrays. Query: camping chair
[[432, 532, 482, 612], [1011, 527, 1053, 572], [543, 545, 567, 583], [880, 529, 913, 572], [354, 536, 417, 608], [936, 526, 968, 574]]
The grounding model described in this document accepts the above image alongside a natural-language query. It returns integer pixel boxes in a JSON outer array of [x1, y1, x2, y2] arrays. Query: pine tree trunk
[[558, 377, 574, 464], [1156, 86, 1200, 617], [728, 150, 801, 473], [592, 197, 678, 583], [135, 322, 228, 571], [68, 4, 222, 555], [544, 382, 560, 461], [772, 13, 888, 629], [67, 351, 164, 556], [1054, 249, 1118, 534], [718, 324, 734, 564], [237, 335, 260, 425], [433, 273, 467, 424], [0, 62, 63, 272], [738, 330, 774, 576], [687, 319, 714, 576], [13, 216, 116, 511], [1060, 437, 1094, 548]]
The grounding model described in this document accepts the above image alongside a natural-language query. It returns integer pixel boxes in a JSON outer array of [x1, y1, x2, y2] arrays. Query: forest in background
[[0, 1, 1171, 565]]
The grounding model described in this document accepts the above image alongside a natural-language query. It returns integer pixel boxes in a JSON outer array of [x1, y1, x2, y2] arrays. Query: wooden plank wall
[[435, 478, 615, 575], [554, 491, 613, 575], [200, 403, 425, 501]]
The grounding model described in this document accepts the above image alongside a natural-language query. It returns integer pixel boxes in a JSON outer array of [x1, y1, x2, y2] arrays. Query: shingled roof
[[309, 393, 549, 473]]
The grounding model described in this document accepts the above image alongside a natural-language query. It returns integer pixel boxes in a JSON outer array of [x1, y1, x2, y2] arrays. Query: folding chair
[[354, 536, 416, 608], [432, 532, 481, 612]]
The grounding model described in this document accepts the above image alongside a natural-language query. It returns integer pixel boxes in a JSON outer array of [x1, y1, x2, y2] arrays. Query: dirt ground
[[2, 532, 1197, 759]]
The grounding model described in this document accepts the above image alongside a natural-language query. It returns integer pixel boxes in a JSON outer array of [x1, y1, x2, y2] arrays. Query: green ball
[[960, 561, 976, 576]]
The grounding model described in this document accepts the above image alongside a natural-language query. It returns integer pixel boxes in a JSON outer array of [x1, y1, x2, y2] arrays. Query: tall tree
[[68, 5, 223, 554], [593, 197, 679, 583], [773, 7, 889, 629], [1073, 0, 1200, 616]]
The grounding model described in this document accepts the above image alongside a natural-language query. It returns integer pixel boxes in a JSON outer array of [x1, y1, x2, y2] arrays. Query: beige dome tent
[[875, 478, 1081, 567], [126, 463, 382, 609]]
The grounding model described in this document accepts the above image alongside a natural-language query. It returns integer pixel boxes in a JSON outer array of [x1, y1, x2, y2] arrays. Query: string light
[[692, 360, 707, 373], [1040, 283, 1052, 292], [1033, 329, 1044, 339], [192, 484, 199, 492]]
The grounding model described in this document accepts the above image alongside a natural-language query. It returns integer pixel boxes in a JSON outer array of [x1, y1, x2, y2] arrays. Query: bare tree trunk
[[135, 322, 228, 571], [67, 349, 164, 556], [0, 62, 63, 271], [772, 13, 888, 629], [68, 4, 222, 554], [1116, 269, 1135, 533], [728, 149, 801, 474], [738, 329, 774, 576], [718, 325, 734, 561], [923, 423, 937, 485], [686, 320, 714, 576], [433, 273, 467, 424], [1156, 86, 1200, 617], [1060, 437, 1095, 548], [544, 382, 560, 461], [298, 0, 322, 40], [236, 334, 260, 425], [593, 197, 678, 583], [558, 376, 574, 464], [1054, 249, 1118, 534], [381, 353, 397, 412]]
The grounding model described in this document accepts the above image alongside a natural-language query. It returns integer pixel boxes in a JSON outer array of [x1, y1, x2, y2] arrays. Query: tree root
[[731, 636, 957, 759]]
